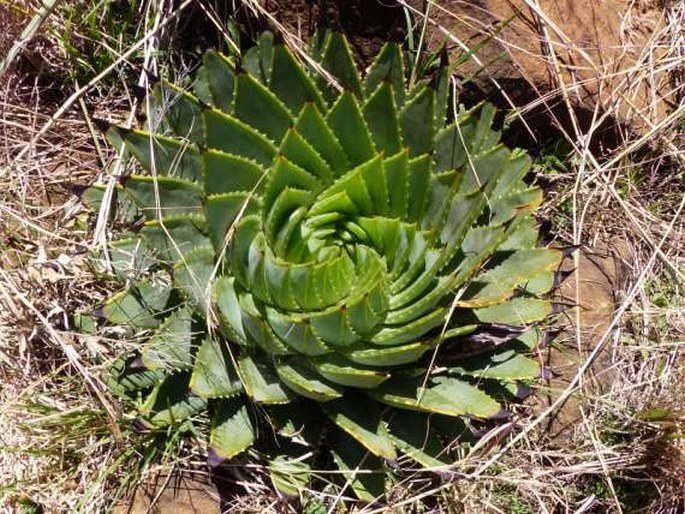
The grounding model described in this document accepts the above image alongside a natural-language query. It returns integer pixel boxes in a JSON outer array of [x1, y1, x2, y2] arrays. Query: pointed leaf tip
[[131, 83, 149, 101], [207, 447, 227, 468], [490, 409, 512, 420], [540, 367, 553, 380], [384, 457, 399, 471], [132, 418, 151, 434], [92, 117, 114, 133], [129, 355, 145, 369], [514, 384, 535, 399], [561, 245, 580, 257]]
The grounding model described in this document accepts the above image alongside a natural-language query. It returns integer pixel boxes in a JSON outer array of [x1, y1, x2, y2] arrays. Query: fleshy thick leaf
[[343, 341, 431, 367], [364, 43, 405, 106], [388, 411, 451, 469], [400, 86, 435, 156], [203, 107, 277, 167], [202, 149, 265, 195], [270, 44, 326, 114], [363, 81, 402, 155], [324, 394, 397, 461], [172, 247, 216, 312], [372, 375, 502, 418], [113, 129, 202, 182], [141, 306, 194, 371], [276, 358, 342, 401], [238, 353, 292, 404], [153, 82, 204, 143], [234, 72, 293, 143], [210, 398, 254, 461], [330, 428, 386, 502], [269, 456, 311, 497], [140, 373, 207, 427], [100, 280, 171, 329], [460, 248, 562, 308], [123, 175, 203, 220], [190, 336, 244, 398], [101, 237, 155, 277], [448, 348, 540, 380], [105, 356, 166, 396], [140, 215, 210, 263], [196, 50, 235, 112], [475, 297, 552, 325], [295, 102, 349, 175], [313, 355, 389, 389], [319, 32, 363, 99], [326, 92, 375, 167]]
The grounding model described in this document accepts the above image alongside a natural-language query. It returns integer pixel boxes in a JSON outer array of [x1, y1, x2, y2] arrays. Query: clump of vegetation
[[2, 1, 682, 512], [94, 30, 560, 501]]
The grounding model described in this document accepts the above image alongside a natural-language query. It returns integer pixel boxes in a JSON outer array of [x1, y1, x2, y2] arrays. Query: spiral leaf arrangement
[[98, 32, 560, 500]]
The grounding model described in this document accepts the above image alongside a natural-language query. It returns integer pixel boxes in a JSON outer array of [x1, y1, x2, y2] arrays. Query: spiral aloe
[[99, 32, 560, 500]]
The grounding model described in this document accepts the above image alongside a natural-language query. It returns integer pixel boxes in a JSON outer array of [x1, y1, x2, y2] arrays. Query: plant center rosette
[[94, 32, 561, 500]]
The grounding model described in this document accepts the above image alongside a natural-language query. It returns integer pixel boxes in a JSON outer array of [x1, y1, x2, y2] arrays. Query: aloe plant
[[98, 32, 560, 501]]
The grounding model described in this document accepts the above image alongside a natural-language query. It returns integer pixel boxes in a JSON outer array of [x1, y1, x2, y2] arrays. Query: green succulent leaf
[[371, 375, 502, 419], [363, 81, 402, 155], [475, 297, 552, 325], [123, 175, 203, 220], [269, 455, 311, 498], [105, 356, 166, 396], [294, 102, 349, 175], [238, 353, 293, 404], [202, 107, 277, 167], [100, 280, 171, 329], [447, 345, 541, 380], [270, 44, 326, 114], [204, 192, 260, 251], [202, 149, 265, 196], [388, 411, 451, 469], [276, 358, 343, 401], [326, 92, 375, 167], [400, 85, 435, 156], [234, 71, 293, 142], [172, 247, 216, 312], [342, 341, 432, 367], [324, 394, 397, 461], [195, 49, 235, 112], [460, 248, 562, 308], [141, 306, 194, 371], [140, 215, 209, 263], [140, 373, 207, 427], [243, 32, 273, 85], [312, 355, 390, 389], [319, 32, 363, 100], [330, 428, 386, 502], [111, 129, 202, 182], [190, 336, 244, 398], [152, 82, 204, 143], [105, 237, 156, 276], [364, 42, 406, 107], [209, 398, 255, 461]]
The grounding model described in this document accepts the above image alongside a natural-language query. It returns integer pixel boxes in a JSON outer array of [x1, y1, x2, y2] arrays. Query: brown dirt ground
[[113, 473, 220, 514], [253, 0, 675, 152], [541, 242, 629, 438]]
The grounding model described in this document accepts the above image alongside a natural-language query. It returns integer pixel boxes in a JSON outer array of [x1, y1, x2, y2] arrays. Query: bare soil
[[542, 242, 628, 438], [251, 0, 675, 153]]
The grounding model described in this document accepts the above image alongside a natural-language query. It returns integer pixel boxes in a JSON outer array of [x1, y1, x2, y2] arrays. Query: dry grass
[[1, 0, 683, 512]]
